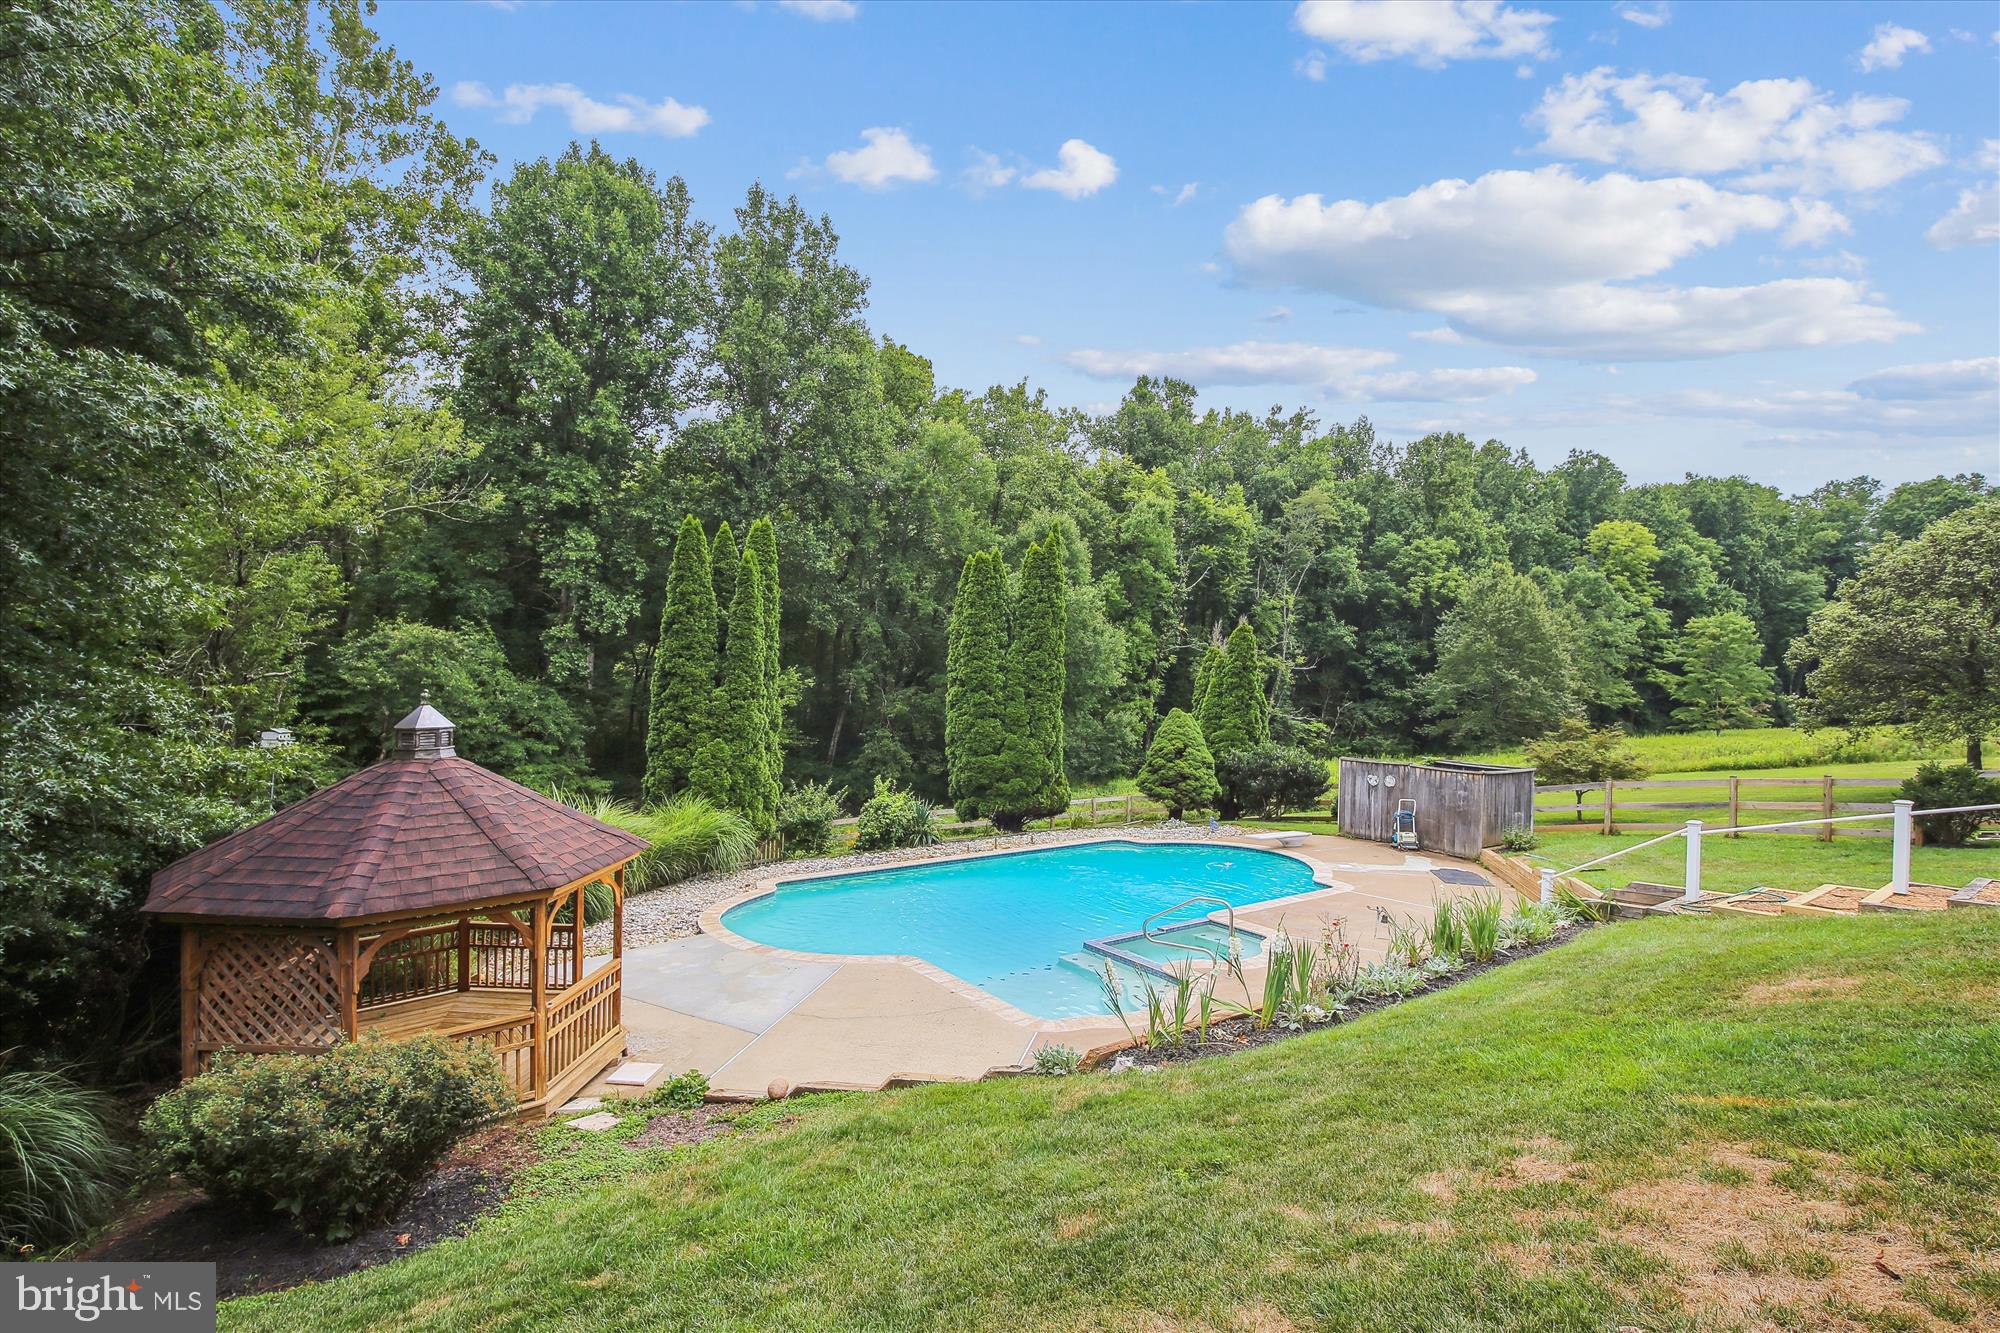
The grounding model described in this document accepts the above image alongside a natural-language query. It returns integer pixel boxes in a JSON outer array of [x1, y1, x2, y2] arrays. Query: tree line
[[2, 0, 1993, 1060]]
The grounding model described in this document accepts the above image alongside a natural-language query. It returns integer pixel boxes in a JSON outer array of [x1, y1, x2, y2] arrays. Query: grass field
[[225, 911, 2000, 1331]]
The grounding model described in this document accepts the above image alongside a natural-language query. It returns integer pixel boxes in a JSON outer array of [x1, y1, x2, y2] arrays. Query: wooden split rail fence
[[1535, 775, 1904, 841]]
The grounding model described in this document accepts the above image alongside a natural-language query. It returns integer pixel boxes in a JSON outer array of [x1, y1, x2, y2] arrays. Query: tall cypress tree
[[1199, 621, 1267, 758], [644, 516, 717, 803], [689, 550, 776, 836], [1005, 531, 1069, 822], [744, 516, 782, 779], [709, 518, 737, 652], [1191, 640, 1224, 717], [945, 550, 1011, 820]]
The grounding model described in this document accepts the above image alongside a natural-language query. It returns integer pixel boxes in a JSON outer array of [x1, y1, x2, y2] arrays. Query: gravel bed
[[587, 821, 1250, 952]]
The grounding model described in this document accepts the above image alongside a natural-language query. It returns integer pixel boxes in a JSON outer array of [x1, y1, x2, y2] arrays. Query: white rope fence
[[1539, 799, 2000, 906]]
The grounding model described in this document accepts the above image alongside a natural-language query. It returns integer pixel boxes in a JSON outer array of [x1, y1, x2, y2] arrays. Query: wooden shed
[[1336, 758, 1535, 860], [143, 694, 648, 1114]]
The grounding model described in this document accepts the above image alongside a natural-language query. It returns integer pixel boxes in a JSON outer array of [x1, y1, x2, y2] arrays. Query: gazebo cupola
[[144, 693, 648, 1113], [393, 689, 457, 758]]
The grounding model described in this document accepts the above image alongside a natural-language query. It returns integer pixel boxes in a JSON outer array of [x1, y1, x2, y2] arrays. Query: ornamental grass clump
[[0, 1066, 132, 1253], [141, 1035, 512, 1242], [1460, 892, 1504, 963], [852, 778, 941, 851]]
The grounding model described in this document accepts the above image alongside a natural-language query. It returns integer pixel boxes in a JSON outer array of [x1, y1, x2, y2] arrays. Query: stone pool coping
[[695, 835, 1361, 1034]]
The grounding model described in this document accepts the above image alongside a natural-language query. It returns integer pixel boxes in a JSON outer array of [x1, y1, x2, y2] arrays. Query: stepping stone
[[606, 1061, 664, 1087], [556, 1096, 603, 1114], [567, 1112, 621, 1132]]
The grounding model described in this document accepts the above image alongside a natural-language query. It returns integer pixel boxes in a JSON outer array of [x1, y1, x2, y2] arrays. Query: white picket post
[[1891, 799, 1913, 895], [1683, 820, 1702, 902], [1539, 868, 1554, 906]]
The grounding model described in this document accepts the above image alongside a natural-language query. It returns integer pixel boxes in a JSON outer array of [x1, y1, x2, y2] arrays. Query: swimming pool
[[718, 840, 1322, 1019]]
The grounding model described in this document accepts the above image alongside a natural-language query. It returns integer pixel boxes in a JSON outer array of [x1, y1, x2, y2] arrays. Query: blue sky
[[379, 0, 2000, 488]]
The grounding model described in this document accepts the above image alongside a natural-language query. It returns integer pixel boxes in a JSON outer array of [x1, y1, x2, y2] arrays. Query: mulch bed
[[626, 1104, 733, 1150], [86, 1122, 539, 1300], [1100, 927, 1587, 1071]]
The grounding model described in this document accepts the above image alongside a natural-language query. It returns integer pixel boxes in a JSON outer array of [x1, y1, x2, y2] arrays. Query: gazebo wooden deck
[[143, 695, 649, 1114]]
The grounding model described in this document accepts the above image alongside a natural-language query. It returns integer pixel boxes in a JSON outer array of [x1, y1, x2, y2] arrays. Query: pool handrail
[[1140, 895, 1240, 970]]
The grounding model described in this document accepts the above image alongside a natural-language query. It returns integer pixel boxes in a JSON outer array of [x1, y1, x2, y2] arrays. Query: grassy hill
[[227, 911, 1999, 1332]]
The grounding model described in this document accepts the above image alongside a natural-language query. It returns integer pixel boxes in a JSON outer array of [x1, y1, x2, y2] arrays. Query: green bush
[[1498, 823, 1540, 851], [1215, 743, 1329, 819], [1031, 1045, 1081, 1076], [0, 1067, 132, 1252], [777, 780, 845, 857], [853, 778, 941, 851], [631, 1069, 708, 1114], [1135, 708, 1219, 820], [141, 1035, 512, 1242], [1899, 764, 2000, 847]]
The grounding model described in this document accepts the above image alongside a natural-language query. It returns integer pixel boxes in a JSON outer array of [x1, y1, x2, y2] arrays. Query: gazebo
[[143, 695, 648, 1113]]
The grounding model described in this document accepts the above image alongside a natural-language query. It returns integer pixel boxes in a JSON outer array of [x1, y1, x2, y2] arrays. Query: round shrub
[[1215, 743, 1330, 819], [1135, 707, 1219, 820], [852, 777, 941, 851], [1899, 763, 2000, 847], [777, 780, 845, 856], [141, 1034, 512, 1242]]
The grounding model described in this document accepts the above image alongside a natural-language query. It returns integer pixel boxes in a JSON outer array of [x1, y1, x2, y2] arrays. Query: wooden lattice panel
[[195, 930, 343, 1050]]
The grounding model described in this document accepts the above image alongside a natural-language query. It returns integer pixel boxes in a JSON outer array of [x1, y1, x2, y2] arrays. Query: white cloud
[[1926, 181, 2000, 249], [1261, 306, 1295, 323], [1857, 22, 1930, 72], [1012, 334, 1042, 347], [776, 0, 858, 19], [1293, 0, 1555, 68], [1624, 359, 1998, 440], [962, 150, 1017, 194], [1021, 139, 1118, 199], [1850, 357, 1999, 400], [1800, 248, 1867, 276], [451, 80, 709, 137], [1410, 326, 1466, 344], [1223, 166, 1909, 358], [819, 127, 936, 189], [1173, 182, 1200, 207], [1614, 1, 1669, 29], [1529, 68, 1944, 193], [1060, 340, 1536, 401], [1296, 49, 1329, 81]]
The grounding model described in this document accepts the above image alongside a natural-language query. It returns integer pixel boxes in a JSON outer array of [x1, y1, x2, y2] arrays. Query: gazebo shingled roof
[[144, 756, 647, 922]]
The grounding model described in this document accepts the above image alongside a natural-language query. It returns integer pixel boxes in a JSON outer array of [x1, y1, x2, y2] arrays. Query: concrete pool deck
[[593, 831, 1516, 1101]]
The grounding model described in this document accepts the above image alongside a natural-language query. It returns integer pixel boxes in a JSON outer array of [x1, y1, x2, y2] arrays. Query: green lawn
[[1531, 829, 1998, 896], [226, 912, 1999, 1331]]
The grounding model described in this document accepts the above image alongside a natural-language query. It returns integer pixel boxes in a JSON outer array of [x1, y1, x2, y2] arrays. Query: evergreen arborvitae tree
[[689, 550, 776, 837], [1136, 707, 1220, 820], [643, 516, 718, 803], [1005, 531, 1069, 822], [944, 551, 1011, 820], [744, 516, 782, 785], [1198, 621, 1267, 758], [709, 518, 737, 652], [1191, 640, 1224, 717]]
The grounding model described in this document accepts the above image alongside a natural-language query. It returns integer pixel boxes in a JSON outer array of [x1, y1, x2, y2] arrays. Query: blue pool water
[[720, 840, 1317, 1018]]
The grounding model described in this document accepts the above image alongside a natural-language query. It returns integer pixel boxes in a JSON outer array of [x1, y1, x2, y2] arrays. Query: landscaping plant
[[554, 791, 758, 920], [632, 1070, 709, 1113], [1214, 742, 1330, 819], [0, 1066, 131, 1253], [1428, 898, 1467, 962], [852, 778, 942, 851], [776, 780, 845, 856], [1134, 707, 1220, 820], [1459, 893, 1504, 963], [1897, 763, 2000, 847], [141, 1035, 512, 1242], [1031, 1045, 1081, 1076]]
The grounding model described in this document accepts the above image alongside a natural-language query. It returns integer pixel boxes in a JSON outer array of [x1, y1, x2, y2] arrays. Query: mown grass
[[225, 912, 1999, 1331], [1529, 829, 1997, 896]]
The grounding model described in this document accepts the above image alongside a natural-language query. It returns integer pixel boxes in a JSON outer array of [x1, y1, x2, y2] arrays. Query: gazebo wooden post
[[336, 926, 361, 1042], [528, 897, 549, 1102], [612, 867, 625, 1039], [457, 915, 472, 992], [571, 880, 586, 987], [178, 929, 199, 1078]]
